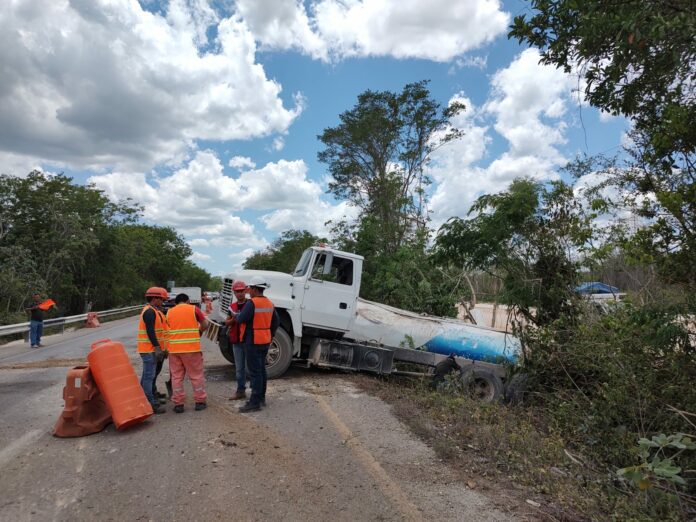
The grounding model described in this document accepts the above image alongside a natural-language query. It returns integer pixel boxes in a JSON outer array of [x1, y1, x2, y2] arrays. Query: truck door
[[301, 252, 356, 332]]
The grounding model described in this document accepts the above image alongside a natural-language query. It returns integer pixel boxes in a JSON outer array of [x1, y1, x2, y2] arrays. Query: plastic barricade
[[53, 365, 112, 438], [87, 339, 152, 429]]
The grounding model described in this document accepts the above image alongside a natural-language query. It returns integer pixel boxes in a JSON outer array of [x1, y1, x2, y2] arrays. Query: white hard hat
[[249, 275, 270, 289]]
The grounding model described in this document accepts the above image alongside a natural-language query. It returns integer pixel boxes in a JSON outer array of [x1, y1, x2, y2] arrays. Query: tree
[[244, 230, 323, 273], [510, 1, 695, 287], [0, 171, 212, 322], [318, 80, 465, 256], [435, 179, 594, 326], [177, 260, 213, 289]]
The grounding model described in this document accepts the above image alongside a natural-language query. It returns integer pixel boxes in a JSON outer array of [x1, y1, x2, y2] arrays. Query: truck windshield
[[292, 249, 313, 276]]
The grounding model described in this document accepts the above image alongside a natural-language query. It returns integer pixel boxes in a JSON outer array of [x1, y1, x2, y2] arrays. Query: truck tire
[[266, 327, 293, 379], [218, 327, 236, 365], [431, 357, 460, 390], [460, 366, 504, 403], [504, 372, 529, 405]]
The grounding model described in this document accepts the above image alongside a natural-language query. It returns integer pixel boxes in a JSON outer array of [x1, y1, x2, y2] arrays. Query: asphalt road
[[0, 317, 519, 521]]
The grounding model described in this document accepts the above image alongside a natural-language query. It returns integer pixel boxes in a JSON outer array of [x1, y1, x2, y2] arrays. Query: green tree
[[0, 172, 212, 322], [510, 1, 695, 287], [244, 230, 324, 273], [435, 179, 594, 326], [318, 80, 465, 256], [208, 276, 222, 292], [177, 260, 212, 289]]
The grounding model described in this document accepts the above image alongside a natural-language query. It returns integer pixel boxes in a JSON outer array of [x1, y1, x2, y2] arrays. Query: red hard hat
[[232, 281, 247, 291], [156, 287, 169, 299]]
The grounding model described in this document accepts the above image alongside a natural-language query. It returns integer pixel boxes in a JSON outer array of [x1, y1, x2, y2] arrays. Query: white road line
[[0, 428, 44, 467]]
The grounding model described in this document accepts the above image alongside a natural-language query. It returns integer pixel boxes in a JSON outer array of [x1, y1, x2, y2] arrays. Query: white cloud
[[0, 0, 301, 171], [228, 156, 256, 170], [89, 149, 353, 244], [191, 251, 212, 261], [448, 55, 488, 74], [271, 137, 285, 151], [235, 0, 328, 60], [430, 50, 583, 225], [260, 201, 359, 236], [237, 0, 509, 62]]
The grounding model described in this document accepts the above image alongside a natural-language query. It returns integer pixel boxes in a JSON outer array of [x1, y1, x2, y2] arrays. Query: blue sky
[[0, 0, 628, 276]]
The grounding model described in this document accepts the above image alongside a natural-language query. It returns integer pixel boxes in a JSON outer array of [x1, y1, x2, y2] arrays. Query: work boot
[[229, 391, 246, 400], [156, 391, 167, 399], [195, 402, 207, 411], [158, 397, 167, 405], [173, 404, 184, 413], [238, 402, 261, 413], [152, 404, 166, 414]]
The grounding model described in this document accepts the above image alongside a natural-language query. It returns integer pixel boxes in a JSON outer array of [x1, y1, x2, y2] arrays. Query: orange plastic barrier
[[87, 339, 152, 429], [38, 298, 56, 311], [53, 365, 112, 438], [85, 312, 100, 328]]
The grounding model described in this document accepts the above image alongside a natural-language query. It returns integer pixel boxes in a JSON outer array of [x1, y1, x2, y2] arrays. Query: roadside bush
[[523, 298, 696, 516]]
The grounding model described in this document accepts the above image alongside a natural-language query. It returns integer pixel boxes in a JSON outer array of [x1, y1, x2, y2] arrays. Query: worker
[[153, 287, 172, 403], [25, 293, 46, 348], [136, 287, 170, 414], [234, 275, 279, 413], [166, 293, 208, 413], [224, 280, 249, 400]]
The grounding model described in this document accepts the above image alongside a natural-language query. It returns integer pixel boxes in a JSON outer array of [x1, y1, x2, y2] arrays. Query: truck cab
[[215, 246, 364, 377]]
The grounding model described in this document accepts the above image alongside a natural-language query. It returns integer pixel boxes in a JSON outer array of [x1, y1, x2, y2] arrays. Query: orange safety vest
[[137, 305, 169, 353], [166, 303, 202, 353], [239, 296, 274, 345]]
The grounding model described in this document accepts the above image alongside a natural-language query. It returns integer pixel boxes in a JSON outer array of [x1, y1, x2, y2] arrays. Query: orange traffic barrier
[[87, 339, 152, 429], [38, 298, 56, 311], [53, 365, 112, 438], [85, 312, 100, 328]]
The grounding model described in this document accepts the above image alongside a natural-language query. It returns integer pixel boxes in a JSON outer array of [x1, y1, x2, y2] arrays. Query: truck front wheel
[[266, 327, 293, 379]]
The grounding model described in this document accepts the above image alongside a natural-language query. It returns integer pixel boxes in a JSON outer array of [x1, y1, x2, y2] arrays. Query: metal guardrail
[[0, 305, 143, 338]]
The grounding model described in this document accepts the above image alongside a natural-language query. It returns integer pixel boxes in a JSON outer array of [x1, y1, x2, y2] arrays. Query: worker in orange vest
[[225, 280, 250, 400], [166, 293, 208, 413], [137, 287, 170, 414], [234, 275, 279, 413]]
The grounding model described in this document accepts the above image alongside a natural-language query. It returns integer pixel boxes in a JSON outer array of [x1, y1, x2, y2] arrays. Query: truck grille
[[221, 278, 233, 313]]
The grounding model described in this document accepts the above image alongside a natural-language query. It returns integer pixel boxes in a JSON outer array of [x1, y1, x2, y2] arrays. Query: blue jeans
[[29, 320, 43, 346], [245, 345, 269, 406], [232, 343, 246, 393], [140, 353, 157, 407]]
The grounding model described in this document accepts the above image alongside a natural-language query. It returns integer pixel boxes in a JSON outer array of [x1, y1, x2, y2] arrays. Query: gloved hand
[[154, 347, 165, 363]]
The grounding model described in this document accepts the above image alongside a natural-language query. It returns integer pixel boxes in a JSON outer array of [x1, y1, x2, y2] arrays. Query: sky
[[0, 0, 628, 276]]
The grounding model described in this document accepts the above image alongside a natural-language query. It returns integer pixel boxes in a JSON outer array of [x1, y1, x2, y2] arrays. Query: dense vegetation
[[0, 171, 215, 325]]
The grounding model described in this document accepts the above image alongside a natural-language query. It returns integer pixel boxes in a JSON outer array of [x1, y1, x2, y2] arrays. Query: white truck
[[211, 246, 523, 402], [168, 287, 202, 309]]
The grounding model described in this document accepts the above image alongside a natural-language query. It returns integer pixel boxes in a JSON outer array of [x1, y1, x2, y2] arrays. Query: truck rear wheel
[[460, 366, 504, 403], [266, 327, 293, 379]]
